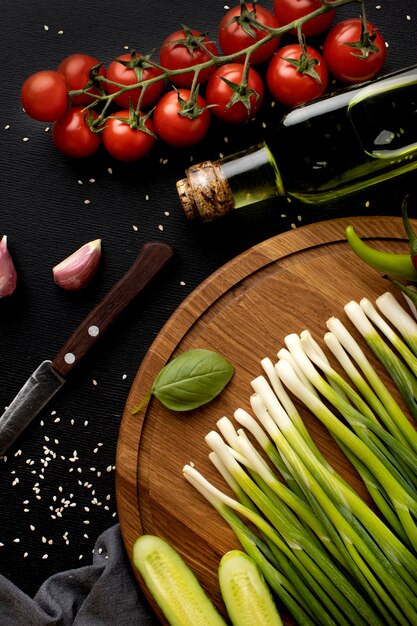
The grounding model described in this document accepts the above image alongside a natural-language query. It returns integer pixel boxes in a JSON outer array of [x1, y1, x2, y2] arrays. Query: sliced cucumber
[[133, 534, 226, 626], [219, 550, 283, 626]]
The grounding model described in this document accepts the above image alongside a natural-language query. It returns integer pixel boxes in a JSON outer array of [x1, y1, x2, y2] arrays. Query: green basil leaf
[[151, 348, 234, 412]]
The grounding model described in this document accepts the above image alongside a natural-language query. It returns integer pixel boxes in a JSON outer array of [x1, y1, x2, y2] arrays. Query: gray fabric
[[0, 525, 159, 626]]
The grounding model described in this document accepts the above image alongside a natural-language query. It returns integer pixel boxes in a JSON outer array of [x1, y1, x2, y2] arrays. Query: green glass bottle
[[177, 64, 417, 221]]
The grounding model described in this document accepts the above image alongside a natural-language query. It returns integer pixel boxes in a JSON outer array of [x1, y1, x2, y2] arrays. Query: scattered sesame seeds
[[107, 167, 113, 174], [43, 24, 49, 30], [158, 224, 164, 231], [4, 124, 10, 130], [57, 30, 64, 35], [84, 199, 91, 205], [23, 137, 29, 142], [132, 225, 138, 232]]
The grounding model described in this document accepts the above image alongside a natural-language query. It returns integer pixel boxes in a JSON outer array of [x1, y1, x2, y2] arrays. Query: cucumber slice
[[219, 550, 283, 626], [133, 534, 226, 626]]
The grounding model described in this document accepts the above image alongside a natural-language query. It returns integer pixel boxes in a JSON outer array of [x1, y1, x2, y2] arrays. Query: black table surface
[[1, 0, 417, 603]]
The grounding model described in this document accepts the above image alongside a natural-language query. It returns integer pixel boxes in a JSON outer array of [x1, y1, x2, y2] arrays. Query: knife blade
[[0, 241, 174, 456]]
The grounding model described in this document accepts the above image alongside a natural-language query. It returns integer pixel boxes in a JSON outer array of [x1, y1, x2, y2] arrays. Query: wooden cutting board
[[116, 215, 413, 624]]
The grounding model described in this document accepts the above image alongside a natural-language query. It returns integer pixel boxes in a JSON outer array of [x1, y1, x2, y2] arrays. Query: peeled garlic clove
[[0, 235, 17, 298], [53, 239, 102, 291]]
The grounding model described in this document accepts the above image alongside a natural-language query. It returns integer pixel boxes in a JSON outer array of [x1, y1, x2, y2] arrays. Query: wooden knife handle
[[52, 241, 174, 378]]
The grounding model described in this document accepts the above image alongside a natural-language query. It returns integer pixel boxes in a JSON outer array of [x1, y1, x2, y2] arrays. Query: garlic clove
[[53, 239, 102, 291], [0, 235, 17, 298]]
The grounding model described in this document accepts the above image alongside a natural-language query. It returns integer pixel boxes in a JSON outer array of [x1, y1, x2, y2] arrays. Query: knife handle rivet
[[64, 353, 76, 365], [88, 325, 100, 337]]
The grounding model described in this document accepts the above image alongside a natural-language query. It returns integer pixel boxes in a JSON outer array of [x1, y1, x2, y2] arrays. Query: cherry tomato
[[159, 28, 219, 87], [205, 63, 264, 124], [323, 18, 387, 84], [153, 89, 210, 148], [102, 110, 155, 161], [106, 53, 164, 109], [58, 53, 106, 106], [21, 70, 68, 122], [52, 107, 101, 158], [219, 3, 280, 65], [266, 44, 328, 107], [273, 0, 336, 37]]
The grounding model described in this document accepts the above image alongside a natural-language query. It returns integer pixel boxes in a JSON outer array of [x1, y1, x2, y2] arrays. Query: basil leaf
[[151, 348, 234, 412]]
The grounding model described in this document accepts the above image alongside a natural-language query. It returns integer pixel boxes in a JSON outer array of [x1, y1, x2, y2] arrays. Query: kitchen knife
[[0, 241, 174, 456]]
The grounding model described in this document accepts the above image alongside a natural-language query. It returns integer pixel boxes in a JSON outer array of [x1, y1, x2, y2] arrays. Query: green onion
[[182, 291, 417, 625]]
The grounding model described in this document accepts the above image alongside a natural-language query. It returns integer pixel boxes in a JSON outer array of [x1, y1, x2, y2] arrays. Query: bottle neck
[[176, 143, 284, 222]]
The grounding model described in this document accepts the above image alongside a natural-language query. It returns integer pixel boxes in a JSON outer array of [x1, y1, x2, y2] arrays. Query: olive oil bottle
[[177, 64, 417, 221]]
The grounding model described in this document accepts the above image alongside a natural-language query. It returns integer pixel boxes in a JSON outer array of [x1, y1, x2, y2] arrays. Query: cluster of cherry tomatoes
[[20, 0, 387, 162]]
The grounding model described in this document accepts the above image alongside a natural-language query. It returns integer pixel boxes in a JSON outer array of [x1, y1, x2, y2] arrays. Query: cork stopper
[[176, 160, 235, 222]]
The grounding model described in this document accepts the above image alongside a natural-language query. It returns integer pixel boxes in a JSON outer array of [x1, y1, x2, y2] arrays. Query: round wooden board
[[116, 215, 413, 624]]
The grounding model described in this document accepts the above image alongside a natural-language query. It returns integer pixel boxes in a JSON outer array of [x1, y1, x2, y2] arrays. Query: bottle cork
[[176, 160, 235, 222]]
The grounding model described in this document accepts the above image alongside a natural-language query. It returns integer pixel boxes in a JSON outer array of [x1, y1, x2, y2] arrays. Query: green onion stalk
[[182, 291, 417, 624]]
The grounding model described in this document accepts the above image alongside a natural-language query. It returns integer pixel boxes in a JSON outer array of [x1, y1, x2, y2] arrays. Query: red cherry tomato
[[52, 107, 101, 158], [273, 0, 336, 37], [21, 70, 68, 122], [219, 3, 280, 65], [153, 89, 210, 148], [102, 110, 155, 161], [58, 53, 106, 106], [159, 28, 219, 87], [323, 18, 387, 84], [106, 53, 164, 109], [266, 44, 328, 107], [205, 63, 264, 124]]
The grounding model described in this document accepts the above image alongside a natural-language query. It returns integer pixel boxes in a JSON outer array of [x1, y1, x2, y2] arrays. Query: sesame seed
[[44, 24, 49, 30], [132, 225, 138, 232], [107, 167, 113, 174], [84, 199, 91, 205], [42, 554, 48, 559]]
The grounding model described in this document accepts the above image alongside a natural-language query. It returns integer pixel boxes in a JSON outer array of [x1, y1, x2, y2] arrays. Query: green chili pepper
[[345, 224, 417, 282], [401, 195, 417, 270]]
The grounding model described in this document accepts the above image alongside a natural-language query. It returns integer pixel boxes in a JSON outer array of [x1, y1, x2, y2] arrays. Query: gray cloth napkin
[[0, 525, 160, 625]]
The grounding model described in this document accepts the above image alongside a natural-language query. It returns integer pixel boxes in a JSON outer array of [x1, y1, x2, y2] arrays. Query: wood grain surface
[[115, 215, 413, 624]]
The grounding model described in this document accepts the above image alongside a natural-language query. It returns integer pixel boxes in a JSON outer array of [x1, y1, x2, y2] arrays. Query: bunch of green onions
[[183, 290, 417, 625]]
